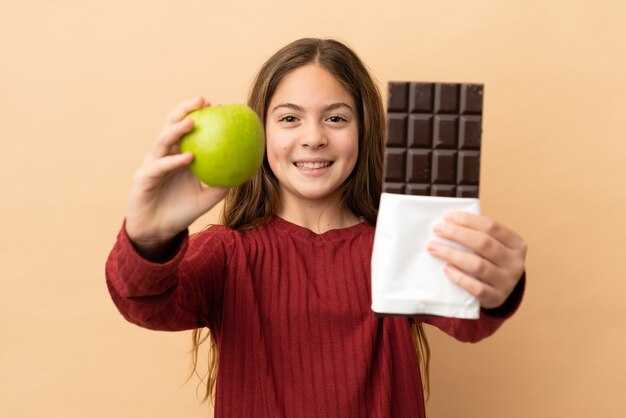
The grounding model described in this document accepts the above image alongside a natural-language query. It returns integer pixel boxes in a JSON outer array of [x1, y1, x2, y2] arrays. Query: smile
[[294, 161, 333, 169]]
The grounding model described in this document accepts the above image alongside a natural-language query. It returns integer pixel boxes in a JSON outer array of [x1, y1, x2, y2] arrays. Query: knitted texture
[[106, 216, 521, 418]]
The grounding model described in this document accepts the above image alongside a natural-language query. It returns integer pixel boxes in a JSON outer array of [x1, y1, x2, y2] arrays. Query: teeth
[[295, 162, 331, 169]]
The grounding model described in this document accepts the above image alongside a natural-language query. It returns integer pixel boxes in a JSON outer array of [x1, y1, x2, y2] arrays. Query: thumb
[[197, 187, 230, 213]]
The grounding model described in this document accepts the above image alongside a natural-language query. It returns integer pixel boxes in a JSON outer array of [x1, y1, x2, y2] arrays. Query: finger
[[444, 211, 526, 251], [150, 117, 194, 159], [164, 96, 206, 125], [442, 264, 505, 309], [196, 186, 230, 212], [433, 221, 512, 267], [427, 240, 500, 286], [142, 151, 194, 181]]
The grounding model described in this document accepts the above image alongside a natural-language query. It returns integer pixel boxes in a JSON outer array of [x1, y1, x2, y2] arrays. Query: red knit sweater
[[106, 216, 523, 418]]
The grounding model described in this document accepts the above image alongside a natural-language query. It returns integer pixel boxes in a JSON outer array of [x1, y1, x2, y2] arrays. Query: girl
[[106, 38, 527, 418]]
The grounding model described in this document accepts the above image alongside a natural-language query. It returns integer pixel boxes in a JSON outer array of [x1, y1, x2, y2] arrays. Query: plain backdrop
[[1, 1, 625, 417]]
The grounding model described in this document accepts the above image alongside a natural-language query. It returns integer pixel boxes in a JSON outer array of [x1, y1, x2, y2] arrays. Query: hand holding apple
[[125, 97, 236, 258]]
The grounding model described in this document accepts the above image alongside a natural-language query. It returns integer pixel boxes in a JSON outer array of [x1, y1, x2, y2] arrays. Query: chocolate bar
[[384, 82, 483, 198]]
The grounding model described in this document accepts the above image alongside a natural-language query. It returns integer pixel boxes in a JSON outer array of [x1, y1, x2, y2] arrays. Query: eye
[[278, 115, 298, 123], [327, 115, 347, 123]]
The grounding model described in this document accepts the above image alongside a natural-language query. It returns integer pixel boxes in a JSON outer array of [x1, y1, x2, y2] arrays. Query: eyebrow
[[270, 102, 354, 113]]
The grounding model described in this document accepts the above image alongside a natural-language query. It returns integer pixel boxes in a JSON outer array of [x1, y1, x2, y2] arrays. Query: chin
[[279, 177, 347, 204], [298, 187, 344, 202]]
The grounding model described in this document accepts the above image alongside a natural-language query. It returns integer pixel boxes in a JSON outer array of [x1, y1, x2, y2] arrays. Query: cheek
[[343, 131, 359, 167], [265, 141, 278, 172], [346, 139, 360, 177], [265, 129, 286, 172], [266, 127, 291, 152]]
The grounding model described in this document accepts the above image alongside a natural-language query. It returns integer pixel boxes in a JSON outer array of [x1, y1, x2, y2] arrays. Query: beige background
[[1, 1, 625, 417]]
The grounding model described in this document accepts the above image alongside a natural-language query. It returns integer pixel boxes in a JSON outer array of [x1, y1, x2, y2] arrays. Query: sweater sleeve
[[105, 221, 231, 333], [415, 273, 526, 343]]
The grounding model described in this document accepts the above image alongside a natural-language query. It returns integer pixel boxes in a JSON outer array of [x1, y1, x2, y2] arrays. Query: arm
[[416, 272, 525, 343], [105, 222, 230, 332], [106, 97, 231, 331]]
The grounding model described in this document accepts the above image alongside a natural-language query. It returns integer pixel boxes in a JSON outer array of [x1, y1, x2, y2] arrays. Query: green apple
[[179, 104, 265, 187]]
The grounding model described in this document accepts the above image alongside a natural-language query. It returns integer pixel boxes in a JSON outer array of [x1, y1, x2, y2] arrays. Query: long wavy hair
[[189, 37, 430, 404]]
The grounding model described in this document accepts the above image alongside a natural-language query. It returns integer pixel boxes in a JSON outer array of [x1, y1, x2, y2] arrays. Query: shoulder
[[188, 224, 238, 256], [190, 222, 266, 250], [192, 224, 235, 241], [360, 220, 375, 235], [348, 219, 375, 242]]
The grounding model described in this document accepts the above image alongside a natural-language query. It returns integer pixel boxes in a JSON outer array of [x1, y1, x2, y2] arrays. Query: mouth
[[294, 161, 333, 169]]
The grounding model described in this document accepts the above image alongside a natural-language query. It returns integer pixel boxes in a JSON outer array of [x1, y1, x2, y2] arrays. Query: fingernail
[[444, 264, 456, 274], [433, 222, 446, 234], [427, 242, 438, 254], [444, 211, 458, 221]]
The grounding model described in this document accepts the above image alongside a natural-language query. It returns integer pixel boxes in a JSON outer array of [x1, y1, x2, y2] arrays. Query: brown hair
[[190, 37, 430, 404], [224, 37, 384, 229]]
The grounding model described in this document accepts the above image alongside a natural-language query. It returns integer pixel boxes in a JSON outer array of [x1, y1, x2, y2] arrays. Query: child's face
[[265, 63, 358, 206]]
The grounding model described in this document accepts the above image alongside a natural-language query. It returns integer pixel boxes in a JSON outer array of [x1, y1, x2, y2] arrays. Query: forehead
[[269, 64, 355, 109]]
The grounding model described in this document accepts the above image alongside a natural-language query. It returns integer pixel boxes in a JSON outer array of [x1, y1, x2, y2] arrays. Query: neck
[[277, 192, 360, 234]]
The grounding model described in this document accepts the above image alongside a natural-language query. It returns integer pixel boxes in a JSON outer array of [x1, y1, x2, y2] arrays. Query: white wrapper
[[371, 193, 481, 319]]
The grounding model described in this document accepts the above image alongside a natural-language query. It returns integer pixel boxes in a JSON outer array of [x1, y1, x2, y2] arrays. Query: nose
[[300, 122, 328, 148]]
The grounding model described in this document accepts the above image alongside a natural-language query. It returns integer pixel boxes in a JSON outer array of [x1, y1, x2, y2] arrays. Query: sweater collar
[[268, 215, 371, 241]]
